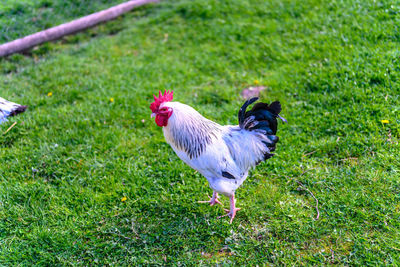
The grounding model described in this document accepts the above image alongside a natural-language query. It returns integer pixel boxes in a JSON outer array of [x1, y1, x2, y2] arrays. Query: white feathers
[[0, 111, 10, 124], [162, 102, 222, 159], [242, 115, 256, 129], [161, 101, 271, 196], [0, 97, 25, 124]]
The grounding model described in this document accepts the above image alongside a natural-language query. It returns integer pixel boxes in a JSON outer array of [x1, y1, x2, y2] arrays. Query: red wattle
[[155, 114, 169, 127]]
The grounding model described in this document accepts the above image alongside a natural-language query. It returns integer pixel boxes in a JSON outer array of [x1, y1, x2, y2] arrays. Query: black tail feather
[[238, 98, 285, 162], [238, 97, 258, 128], [269, 101, 282, 115]]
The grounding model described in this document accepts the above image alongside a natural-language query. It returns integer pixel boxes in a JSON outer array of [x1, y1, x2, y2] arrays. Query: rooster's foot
[[218, 207, 241, 224], [217, 194, 240, 223], [198, 192, 222, 206]]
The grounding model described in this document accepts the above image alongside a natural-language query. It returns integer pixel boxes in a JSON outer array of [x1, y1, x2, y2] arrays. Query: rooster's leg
[[198, 191, 222, 206], [217, 194, 241, 224]]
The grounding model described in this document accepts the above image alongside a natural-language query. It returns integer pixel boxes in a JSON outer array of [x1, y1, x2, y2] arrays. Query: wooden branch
[[0, 0, 159, 57], [3, 122, 17, 135]]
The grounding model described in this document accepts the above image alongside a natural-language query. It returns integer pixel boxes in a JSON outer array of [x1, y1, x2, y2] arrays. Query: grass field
[[1, 0, 400, 265], [0, 0, 128, 43]]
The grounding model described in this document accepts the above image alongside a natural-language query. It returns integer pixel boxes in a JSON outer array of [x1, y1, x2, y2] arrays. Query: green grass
[[0, 0, 129, 43], [1, 0, 400, 265]]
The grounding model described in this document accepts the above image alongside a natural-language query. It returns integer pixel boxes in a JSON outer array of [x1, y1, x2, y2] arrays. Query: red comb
[[150, 90, 174, 112]]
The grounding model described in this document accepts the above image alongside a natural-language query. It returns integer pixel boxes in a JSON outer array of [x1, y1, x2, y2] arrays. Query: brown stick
[[0, 0, 159, 57], [3, 121, 17, 135]]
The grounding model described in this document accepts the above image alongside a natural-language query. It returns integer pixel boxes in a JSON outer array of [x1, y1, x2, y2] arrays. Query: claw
[[198, 195, 211, 203], [218, 207, 241, 224], [218, 194, 240, 223], [198, 192, 222, 206]]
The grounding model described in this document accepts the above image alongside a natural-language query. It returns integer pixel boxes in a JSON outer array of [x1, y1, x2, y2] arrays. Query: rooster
[[150, 90, 286, 223], [0, 97, 27, 124]]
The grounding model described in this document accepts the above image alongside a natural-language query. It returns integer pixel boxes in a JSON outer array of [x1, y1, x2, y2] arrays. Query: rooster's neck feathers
[[162, 102, 222, 159]]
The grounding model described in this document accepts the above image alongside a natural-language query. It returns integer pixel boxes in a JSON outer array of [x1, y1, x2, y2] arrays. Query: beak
[[151, 113, 156, 118]]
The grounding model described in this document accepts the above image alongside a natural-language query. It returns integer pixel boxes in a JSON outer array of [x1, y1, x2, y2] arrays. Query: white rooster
[[150, 90, 286, 223], [0, 97, 27, 124]]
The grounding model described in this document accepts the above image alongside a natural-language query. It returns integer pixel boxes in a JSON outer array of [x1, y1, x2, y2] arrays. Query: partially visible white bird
[[0, 97, 27, 124], [150, 90, 286, 223]]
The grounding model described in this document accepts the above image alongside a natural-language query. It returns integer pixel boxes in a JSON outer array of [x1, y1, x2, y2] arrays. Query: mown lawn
[[1, 0, 399, 265]]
